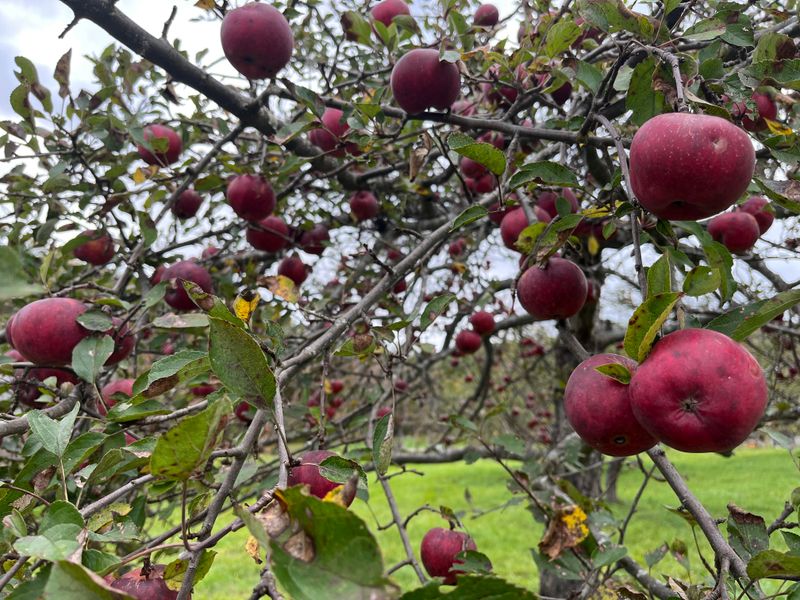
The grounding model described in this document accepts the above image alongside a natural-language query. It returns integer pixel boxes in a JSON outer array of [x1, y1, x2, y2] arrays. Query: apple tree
[[0, 0, 799, 598]]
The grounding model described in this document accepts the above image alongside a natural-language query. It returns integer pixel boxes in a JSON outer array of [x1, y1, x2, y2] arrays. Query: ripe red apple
[[226, 174, 275, 222], [420, 527, 477, 585], [739, 196, 774, 234], [499, 206, 551, 250], [246, 215, 290, 253], [161, 260, 214, 311], [460, 157, 487, 179], [349, 191, 380, 221], [731, 91, 777, 132], [469, 311, 495, 335], [220, 2, 294, 80], [393, 278, 407, 294], [371, 0, 410, 27], [564, 354, 655, 456], [308, 108, 359, 157], [448, 238, 466, 258], [106, 317, 135, 365], [298, 224, 329, 255], [629, 328, 767, 453], [73, 230, 115, 266], [172, 189, 203, 219], [201, 246, 219, 260], [536, 188, 579, 219], [11, 298, 89, 365], [455, 330, 483, 354], [629, 113, 755, 220], [99, 378, 134, 416], [191, 383, 218, 397], [466, 173, 494, 195], [137, 124, 182, 166], [278, 255, 308, 286], [287, 449, 354, 506], [394, 379, 408, 392], [390, 49, 461, 115], [474, 3, 499, 26], [517, 257, 587, 321], [109, 564, 183, 599], [11, 351, 78, 407], [707, 211, 760, 254], [487, 202, 510, 225], [329, 379, 345, 394], [235, 401, 255, 423]]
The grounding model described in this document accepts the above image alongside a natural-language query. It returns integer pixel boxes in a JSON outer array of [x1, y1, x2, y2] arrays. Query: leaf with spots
[[705, 290, 800, 341], [623, 292, 683, 363], [71, 335, 114, 383]]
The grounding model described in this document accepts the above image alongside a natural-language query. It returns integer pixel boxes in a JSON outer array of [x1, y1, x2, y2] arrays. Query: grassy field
[[191, 447, 798, 598]]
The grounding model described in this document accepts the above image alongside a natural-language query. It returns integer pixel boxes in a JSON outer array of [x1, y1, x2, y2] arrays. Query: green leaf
[[150, 398, 232, 481], [727, 505, 768, 562], [106, 399, 172, 423], [71, 335, 114, 383], [14, 523, 83, 561], [372, 413, 393, 476], [450, 205, 488, 232], [448, 133, 506, 176], [755, 178, 800, 214], [319, 456, 368, 492], [705, 290, 800, 341], [131, 350, 209, 397], [76, 311, 114, 332], [722, 19, 754, 48], [209, 317, 275, 407], [703, 240, 736, 302], [269, 487, 389, 599], [163, 550, 216, 590], [574, 61, 603, 94], [45, 560, 133, 599], [682, 266, 721, 297], [623, 292, 683, 362], [646, 254, 671, 298], [28, 403, 79, 458], [152, 312, 210, 330], [508, 162, 579, 189], [401, 574, 537, 599], [594, 363, 632, 384], [143, 282, 167, 309], [41, 500, 84, 533], [137, 211, 157, 248], [545, 19, 581, 58], [747, 550, 800, 580], [592, 545, 628, 567], [0, 247, 44, 300], [626, 56, 665, 126], [683, 18, 726, 41], [420, 294, 456, 331]]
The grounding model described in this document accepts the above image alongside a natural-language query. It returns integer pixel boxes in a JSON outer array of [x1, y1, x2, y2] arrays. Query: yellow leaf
[[245, 535, 262, 563], [233, 289, 260, 323], [451, 261, 466, 274], [262, 275, 298, 303], [195, 0, 216, 8], [581, 202, 620, 219], [587, 235, 600, 256], [539, 504, 589, 559], [132, 167, 147, 184], [765, 119, 794, 136], [323, 380, 333, 394]]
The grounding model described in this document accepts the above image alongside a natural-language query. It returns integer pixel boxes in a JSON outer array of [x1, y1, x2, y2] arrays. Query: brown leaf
[[538, 505, 589, 560], [283, 530, 315, 563], [54, 49, 72, 98], [260, 500, 290, 538], [245, 535, 263, 564]]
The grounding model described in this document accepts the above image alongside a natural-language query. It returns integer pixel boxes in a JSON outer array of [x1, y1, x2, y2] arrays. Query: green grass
[[193, 448, 798, 598]]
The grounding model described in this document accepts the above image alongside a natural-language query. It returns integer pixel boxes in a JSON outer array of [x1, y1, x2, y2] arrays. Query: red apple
[[191, 383, 218, 397], [73, 230, 115, 266], [390, 49, 461, 115], [298, 224, 329, 255], [99, 378, 134, 416], [629, 113, 755, 220], [220, 2, 294, 80], [349, 191, 380, 221], [469, 311, 495, 335], [393, 278, 407, 294], [226, 174, 275, 222], [536, 188, 579, 219], [161, 260, 213, 311], [731, 91, 778, 132], [106, 317, 135, 365], [474, 3, 499, 26], [246, 216, 290, 253], [109, 564, 183, 599], [499, 206, 551, 250], [629, 328, 767, 453], [487, 202, 510, 225], [201, 246, 219, 260], [137, 124, 182, 166], [420, 527, 477, 585], [455, 330, 483, 354], [460, 157, 487, 179], [564, 354, 655, 456], [13, 360, 78, 407], [394, 379, 408, 392], [308, 108, 358, 157], [287, 449, 354, 506], [466, 173, 494, 195], [738, 196, 774, 234], [371, 0, 410, 27], [448, 238, 466, 258], [707, 211, 760, 254], [329, 379, 344, 394], [172, 189, 203, 219], [278, 255, 308, 286], [517, 257, 587, 321], [11, 298, 89, 365]]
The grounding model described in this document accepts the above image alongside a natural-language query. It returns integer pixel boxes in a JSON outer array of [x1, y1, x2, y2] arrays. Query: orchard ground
[[189, 447, 796, 597]]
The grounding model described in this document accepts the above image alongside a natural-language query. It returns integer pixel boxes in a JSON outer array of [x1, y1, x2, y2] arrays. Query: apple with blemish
[[137, 124, 182, 166], [161, 260, 214, 311], [73, 230, 115, 266]]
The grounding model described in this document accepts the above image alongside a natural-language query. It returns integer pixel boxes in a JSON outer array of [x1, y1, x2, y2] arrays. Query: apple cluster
[[564, 329, 768, 456]]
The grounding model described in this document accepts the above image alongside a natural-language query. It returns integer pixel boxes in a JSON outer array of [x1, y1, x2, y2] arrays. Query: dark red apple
[[246, 215, 290, 253], [629, 328, 767, 453], [235, 401, 255, 423], [487, 202, 510, 225], [469, 311, 495, 335], [739, 196, 774, 234], [172, 189, 203, 219], [517, 257, 587, 321], [137, 124, 182, 166], [466, 173, 494, 195], [731, 91, 778, 132], [460, 157, 487, 179], [329, 379, 344, 394], [349, 190, 380, 221], [394, 379, 408, 392], [191, 383, 218, 397], [536, 188, 579, 218], [474, 3, 499, 26], [564, 354, 655, 456], [13, 356, 78, 407], [109, 564, 183, 599], [448, 238, 466, 258], [420, 527, 477, 585], [535, 73, 572, 106], [278, 255, 308, 286], [707, 211, 760, 254], [106, 317, 135, 365], [226, 174, 275, 222], [390, 49, 461, 115], [161, 260, 214, 311], [73, 230, 115, 266], [308, 108, 358, 157], [298, 224, 329, 255], [371, 0, 410, 27], [629, 113, 755, 220], [455, 330, 483, 354], [11, 298, 89, 365], [393, 278, 407, 294], [287, 449, 354, 506], [99, 378, 134, 416], [220, 2, 294, 80], [499, 206, 551, 250]]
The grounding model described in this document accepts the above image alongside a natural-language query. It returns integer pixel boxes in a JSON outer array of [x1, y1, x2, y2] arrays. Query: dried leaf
[[538, 505, 589, 559]]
